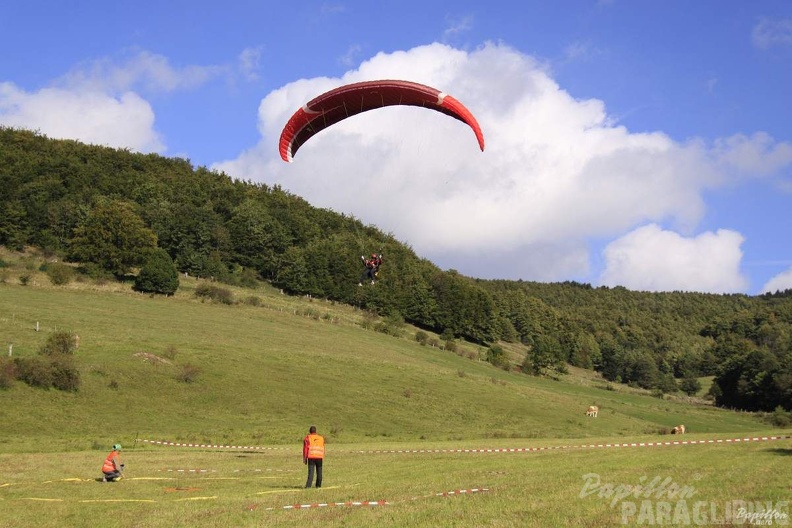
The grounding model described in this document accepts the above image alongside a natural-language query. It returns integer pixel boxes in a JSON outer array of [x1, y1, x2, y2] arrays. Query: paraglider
[[359, 253, 383, 286], [279, 80, 485, 162]]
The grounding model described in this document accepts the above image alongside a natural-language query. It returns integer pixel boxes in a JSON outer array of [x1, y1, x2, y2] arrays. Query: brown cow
[[671, 424, 686, 434], [585, 405, 599, 418]]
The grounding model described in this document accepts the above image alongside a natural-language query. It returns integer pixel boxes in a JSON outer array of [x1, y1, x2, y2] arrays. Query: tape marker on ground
[[342, 434, 791, 455], [43, 478, 93, 484], [142, 439, 288, 450], [267, 500, 390, 511], [80, 499, 157, 503], [259, 487, 489, 511], [159, 469, 216, 474], [155, 468, 292, 474]]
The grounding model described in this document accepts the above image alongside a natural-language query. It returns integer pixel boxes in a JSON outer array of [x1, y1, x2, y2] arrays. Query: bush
[[12, 354, 81, 391], [40, 330, 79, 356], [14, 357, 53, 388], [360, 311, 378, 330], [0, 358, 15, 389], [50, 355, 80, 391], [679, 376, 702, 396], [487, 345, 509, 369], [767, 406, 792, 427], [46, 262, 75, 285], [194, 283, 234, 304], [242, 295, 262, 306], [162, 345, 178, 361], [134, 248, 179, 295], [78, 263, 114, 283], [237, 268, 260, 288], [177, 363, 201, 383], [440, 328, 455, 341], [415, 331, 429, 345], [375, 313, 404, 337]]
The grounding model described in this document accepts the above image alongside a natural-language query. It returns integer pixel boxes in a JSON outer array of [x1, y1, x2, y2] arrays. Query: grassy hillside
[[0, 252, 766, 455], [2, 254, 791, 527]]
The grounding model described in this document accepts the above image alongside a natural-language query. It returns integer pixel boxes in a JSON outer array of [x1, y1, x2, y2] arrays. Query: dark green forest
[[1, 126, 790, 412]]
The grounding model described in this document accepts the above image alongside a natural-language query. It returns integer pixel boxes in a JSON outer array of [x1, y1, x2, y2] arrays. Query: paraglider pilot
[[359, 253, 383, 285]]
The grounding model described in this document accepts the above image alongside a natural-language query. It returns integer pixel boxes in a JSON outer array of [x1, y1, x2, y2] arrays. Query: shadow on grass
[[254, 485, 306, 496], [765, 448, 792, 456]]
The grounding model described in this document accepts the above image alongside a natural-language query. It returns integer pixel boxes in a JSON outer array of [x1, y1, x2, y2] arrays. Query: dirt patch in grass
[[133, 352, 171, 365]]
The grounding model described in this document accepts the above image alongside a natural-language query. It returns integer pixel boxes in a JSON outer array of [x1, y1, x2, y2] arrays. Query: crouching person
[[102, 444, 125, 482]]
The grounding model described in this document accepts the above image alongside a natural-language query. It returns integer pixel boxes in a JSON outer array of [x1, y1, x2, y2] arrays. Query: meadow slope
[[0, 267, 766, 453], [1, 267, 791, 527]]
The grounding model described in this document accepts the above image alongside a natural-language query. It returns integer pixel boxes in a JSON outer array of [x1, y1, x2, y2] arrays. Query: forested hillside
[[1, 126, 790, 412]]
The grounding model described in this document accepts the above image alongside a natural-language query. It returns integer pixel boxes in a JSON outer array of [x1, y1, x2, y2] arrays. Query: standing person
[[101, 444, 124, 482], [303, 426, 325, 488]]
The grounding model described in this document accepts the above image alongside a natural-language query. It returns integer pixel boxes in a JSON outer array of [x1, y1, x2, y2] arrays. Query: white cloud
[[61, 50, 225, 93], [338, 45, 363, 67], [711, 132, 792, 178], [0, 82, 163, 152], [752, 17, 792, 50], [562, 41, 603, 63], [0, 49, 237, 153], [443, 14, 474, 41], [761, 268, 792, 294], [599, 225, 748, 293], [239, 47, 264, 81], [211, 42, 792, 290]]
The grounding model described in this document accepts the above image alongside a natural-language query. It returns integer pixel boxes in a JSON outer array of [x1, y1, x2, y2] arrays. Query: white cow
[[585, 405, 599, 418], [671, 424, 686, 434]]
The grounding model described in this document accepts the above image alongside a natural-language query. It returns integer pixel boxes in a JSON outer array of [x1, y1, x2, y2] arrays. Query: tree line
[[1, 127, 790, 412]]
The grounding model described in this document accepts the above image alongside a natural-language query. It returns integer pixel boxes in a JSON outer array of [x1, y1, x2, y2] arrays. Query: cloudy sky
[[2, 1, 791, 294]]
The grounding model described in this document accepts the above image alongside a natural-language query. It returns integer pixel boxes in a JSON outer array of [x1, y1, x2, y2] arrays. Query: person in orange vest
[[302, 425, 325, 488], [101, 444, 125, 482]]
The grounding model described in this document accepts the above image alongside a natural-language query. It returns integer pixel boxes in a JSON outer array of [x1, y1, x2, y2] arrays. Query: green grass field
[[1, 436, 790, 527], [1, 254, 790, 526]]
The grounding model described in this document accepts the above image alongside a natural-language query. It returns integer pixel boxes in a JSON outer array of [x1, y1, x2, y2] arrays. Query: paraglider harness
[[360, 254, 383, 284]]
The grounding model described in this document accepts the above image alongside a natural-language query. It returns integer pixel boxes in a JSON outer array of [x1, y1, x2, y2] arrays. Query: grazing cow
[[671, 424, 686, 434], [585, 405, 599, 418]]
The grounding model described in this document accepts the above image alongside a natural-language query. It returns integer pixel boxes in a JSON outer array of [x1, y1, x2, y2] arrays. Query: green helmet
[[113, 444, 122, 451]]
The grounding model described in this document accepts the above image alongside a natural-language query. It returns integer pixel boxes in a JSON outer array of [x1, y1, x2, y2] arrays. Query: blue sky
[[2, 1, 791, 294]]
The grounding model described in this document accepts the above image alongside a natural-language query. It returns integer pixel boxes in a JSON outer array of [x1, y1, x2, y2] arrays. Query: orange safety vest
[[102, 451, 120, 472], [304, 434, 325, 459]]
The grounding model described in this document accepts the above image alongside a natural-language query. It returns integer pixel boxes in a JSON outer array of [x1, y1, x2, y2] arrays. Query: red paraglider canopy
[[279, 79, 485, 162]]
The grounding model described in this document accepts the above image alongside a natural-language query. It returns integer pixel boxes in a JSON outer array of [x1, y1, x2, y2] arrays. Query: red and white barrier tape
[[144, 435, 790, 455], [259, 487, 489, 511], [272, 500, 389, 510], [433, 487, 489, 497], [347, 435, 791, 454], [142, 439, 288, 450]]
